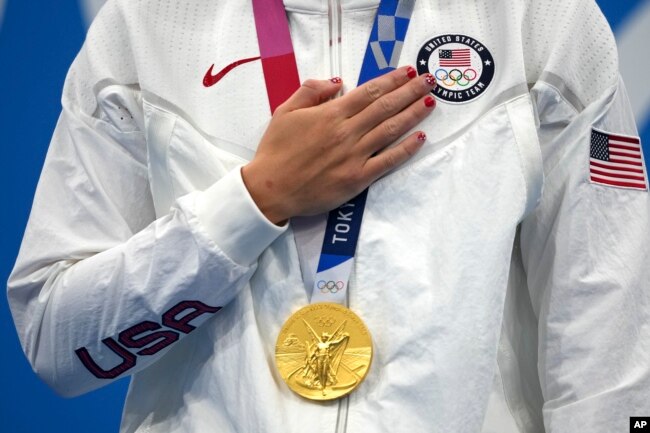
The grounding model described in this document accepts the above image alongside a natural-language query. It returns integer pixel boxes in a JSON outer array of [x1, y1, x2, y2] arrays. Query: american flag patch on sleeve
[[589, 128, 648, 191]]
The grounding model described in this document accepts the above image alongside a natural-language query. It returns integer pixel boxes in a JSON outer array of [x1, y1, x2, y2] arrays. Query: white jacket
[[7, 0, 650, 432]]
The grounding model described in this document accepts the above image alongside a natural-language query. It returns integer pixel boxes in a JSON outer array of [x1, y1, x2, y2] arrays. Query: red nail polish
[[424, 96, 436, 108], [417, 132, 427, 142], [330, 77, 342, 84], [407, 66, 417, 79], [425, 74, 436, 86]]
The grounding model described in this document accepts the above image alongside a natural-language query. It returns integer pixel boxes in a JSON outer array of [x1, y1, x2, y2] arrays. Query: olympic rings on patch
[[435, 68, 456, 87], [434, 68, 478, 87], [318, 280, 345, 294], [463, 68, 477, 81]]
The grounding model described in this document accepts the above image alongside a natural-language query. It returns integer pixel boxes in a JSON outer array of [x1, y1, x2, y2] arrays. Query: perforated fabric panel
[[62, 1, 137, 118], [288, 12, 329, 82], [523, 0, 619, 109], [341, 9, 377, 86]]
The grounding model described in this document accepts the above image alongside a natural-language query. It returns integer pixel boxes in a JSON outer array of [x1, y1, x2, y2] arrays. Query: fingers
[[352, 72, 437, 134], [359, 93, 436, 156], [362, 131, 428, 182], [275, 78, 343, 114], [339, 66, 417, 117]]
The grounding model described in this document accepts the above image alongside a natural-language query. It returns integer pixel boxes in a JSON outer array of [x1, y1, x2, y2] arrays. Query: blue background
[[0, 1, 648, 431]]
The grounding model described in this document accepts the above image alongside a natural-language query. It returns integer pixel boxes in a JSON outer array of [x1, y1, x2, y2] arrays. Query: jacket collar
[[283, 0, 381, 13]]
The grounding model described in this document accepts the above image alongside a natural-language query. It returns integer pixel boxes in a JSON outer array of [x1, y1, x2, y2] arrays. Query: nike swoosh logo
[[203, 56, 262, 87]]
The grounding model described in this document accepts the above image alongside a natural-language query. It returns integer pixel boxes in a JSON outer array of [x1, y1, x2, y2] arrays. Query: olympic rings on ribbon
[[434, 68, 478, 87], [318, 280, 345, 294]]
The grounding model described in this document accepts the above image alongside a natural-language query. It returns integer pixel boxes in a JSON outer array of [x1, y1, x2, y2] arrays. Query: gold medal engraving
[[275, 303, 373, 401]]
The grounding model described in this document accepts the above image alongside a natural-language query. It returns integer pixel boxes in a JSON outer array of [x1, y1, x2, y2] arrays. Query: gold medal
[[275, 303, 373, 401]]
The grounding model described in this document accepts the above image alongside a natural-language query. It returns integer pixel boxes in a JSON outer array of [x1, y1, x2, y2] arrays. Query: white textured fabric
[[7, 0, 650, 432]]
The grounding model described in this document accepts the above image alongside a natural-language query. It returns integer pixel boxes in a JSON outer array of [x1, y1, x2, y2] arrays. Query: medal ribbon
[[252, 0, 416, 303], [251, 0, 301, 113]]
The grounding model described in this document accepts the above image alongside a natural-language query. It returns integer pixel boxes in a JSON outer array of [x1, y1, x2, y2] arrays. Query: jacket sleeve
[[520, 0, 650, 431], [6, 1, 285, 398]]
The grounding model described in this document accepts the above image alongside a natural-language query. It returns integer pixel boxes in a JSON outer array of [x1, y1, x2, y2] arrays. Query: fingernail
[[424, 73, 436, 86], [330, 77, 342, 84], [407, 66, 417, 79], [424, 96, 436, 108], [417, 132, 427, 142]]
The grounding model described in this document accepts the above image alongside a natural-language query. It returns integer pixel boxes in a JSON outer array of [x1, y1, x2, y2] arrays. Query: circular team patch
[[416, 34, 495, 104]]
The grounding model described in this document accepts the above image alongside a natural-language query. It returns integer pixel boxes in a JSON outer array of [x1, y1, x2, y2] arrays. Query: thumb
[[275, 78, 342, 114]]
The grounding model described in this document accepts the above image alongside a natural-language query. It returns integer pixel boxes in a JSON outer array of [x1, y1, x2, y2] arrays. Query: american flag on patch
[[590, 129, 647, 190], [438, 49, 471, 67]]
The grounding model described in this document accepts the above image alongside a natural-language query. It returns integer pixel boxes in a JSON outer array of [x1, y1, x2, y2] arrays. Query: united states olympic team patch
[[417, 34, 495, 104]]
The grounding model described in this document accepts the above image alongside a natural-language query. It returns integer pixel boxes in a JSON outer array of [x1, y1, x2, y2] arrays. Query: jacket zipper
[[328, 2, 349, 432], [328, 0, 343, 81]]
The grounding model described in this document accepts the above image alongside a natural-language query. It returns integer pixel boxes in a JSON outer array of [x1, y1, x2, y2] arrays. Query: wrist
[[241, 163, 291, 226], [193, 168, 288, 266]]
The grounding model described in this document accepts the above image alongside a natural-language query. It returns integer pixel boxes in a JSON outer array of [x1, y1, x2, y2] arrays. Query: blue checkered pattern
[[359, 0, 415, 83]]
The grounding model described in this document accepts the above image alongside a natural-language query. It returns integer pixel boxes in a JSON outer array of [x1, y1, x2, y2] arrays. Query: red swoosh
[[203, 56, 262, 87]]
